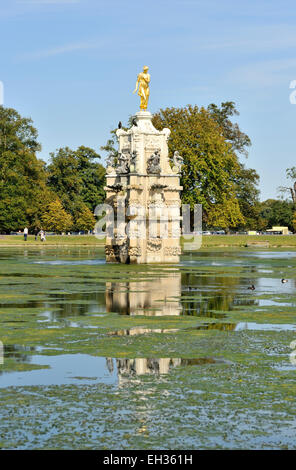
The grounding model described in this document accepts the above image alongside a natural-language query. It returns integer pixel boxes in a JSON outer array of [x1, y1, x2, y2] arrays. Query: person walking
[[24, 227, 28, 241]]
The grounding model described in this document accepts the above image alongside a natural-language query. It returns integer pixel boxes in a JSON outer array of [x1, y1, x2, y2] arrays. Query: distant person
[[24, 227, 28, 241], [34, 228, 39, 241], [40, 230, 45, 242]]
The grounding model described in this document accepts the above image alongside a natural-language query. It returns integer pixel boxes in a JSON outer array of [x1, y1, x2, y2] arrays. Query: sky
[[0, 0, 295, 201]]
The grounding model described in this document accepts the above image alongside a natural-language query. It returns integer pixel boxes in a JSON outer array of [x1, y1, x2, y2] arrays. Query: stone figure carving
[[133, 66, 150, 111], [147, 149, 161, 174], [106, 152, 116, 168], [172, 151, 184, 173], [130, 150, 137, 172], [116, 152, 130, 174], [106, 183, 123, 192]]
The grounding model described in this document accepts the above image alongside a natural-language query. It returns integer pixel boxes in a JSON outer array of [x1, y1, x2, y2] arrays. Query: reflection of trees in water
[[44, 290, 106, 321], [181, 272, 256, 317], [4, 267, 259, 323], [0, 300, 44, 309], [193, 323, 236, 331], [0, 344, 36, 376], [0, 290, 107, 323]]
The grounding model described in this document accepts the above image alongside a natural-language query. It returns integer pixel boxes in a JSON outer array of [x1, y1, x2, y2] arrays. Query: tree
[[278, 167, 296, 205], [207, 101, 251, 157], [293, 212, 296, 232], [0, 106, 53, 232], [47, 146, 106, 226], [42, 199, 73, 233], [232, 164, 260, 229], [152, 105, 245, 229], [259, 199, 294, 231]]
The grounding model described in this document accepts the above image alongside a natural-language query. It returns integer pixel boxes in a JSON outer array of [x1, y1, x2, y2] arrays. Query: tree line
[[0, 103, 295, 234], [0, 106, 105, 233]]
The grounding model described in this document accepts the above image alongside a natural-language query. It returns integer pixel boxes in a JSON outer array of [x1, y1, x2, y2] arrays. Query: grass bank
[[197, 235, 296, 248], [0, 234, 296, 248], [0, 235, 105, 246]]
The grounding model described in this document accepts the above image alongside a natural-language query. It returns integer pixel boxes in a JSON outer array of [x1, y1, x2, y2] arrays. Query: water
[[0, 247, 296, 449]]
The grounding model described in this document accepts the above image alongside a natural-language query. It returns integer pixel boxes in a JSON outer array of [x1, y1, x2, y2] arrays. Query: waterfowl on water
[[281, 279, 288, 283], [247, 285, 255, 290]]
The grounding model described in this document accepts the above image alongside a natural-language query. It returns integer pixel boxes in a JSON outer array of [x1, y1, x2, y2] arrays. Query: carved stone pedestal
[[105, 111, 182, 264]]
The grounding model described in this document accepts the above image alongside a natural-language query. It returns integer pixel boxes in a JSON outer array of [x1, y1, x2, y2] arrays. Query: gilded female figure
[[133, 66, 150, 111]]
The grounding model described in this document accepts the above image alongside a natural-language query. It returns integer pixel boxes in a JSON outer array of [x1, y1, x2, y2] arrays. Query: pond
[[0, 247, 296, 449]]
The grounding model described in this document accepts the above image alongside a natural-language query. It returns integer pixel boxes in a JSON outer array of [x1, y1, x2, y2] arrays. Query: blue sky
[[1, 0, 296, 200]]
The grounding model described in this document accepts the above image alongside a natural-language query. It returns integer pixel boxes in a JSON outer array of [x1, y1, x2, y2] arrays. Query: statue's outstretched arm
[[133, 74, 141, 94], [133, 78, 139, 94]]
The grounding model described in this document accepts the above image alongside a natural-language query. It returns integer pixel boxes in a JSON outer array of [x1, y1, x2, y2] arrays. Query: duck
[[247, 285, 255, 291], [281, 279, 288, 284]]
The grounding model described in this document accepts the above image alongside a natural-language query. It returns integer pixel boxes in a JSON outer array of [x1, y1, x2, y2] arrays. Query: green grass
[[0, 235, 105, 246], [186, 235, 296, 248]]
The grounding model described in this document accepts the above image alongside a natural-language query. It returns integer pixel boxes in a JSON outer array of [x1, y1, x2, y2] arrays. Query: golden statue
[[133, 66, 150, 111]]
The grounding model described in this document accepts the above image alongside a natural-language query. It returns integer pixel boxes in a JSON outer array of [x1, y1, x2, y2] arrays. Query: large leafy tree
[[152, 105, 246, 229], [0, 106, 54, 233], [207, 102, 260, 228], [152, 104, 260, 230], [47, 146, 106, 226], [207, 101, 251, 157]]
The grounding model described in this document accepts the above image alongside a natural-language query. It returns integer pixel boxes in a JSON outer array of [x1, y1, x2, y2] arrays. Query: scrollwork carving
[[128, 247, 142, 256], [147, 238, 162, 252]]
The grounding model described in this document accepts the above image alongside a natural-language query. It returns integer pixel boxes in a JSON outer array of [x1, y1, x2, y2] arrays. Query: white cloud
[[230, 58, 296, 87], [19, 39, 104, 61], [16, 0, 80, 4], [198, 24, 296, 53]]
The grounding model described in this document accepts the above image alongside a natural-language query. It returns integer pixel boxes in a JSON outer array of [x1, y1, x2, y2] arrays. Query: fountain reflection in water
[[106, 272, 182, 316], [106, 356, 232, 386]]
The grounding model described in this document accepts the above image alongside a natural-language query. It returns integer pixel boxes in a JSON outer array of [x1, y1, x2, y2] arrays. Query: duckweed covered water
[[0, 247, 296, 449]]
